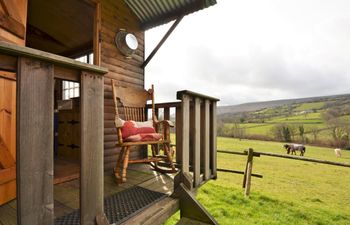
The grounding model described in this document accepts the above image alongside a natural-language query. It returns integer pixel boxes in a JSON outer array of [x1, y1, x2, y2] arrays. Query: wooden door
[[0, 71, 16, 205], [0, 0, 28, 45]]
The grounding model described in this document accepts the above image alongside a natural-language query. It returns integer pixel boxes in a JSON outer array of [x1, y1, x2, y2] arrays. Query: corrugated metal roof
[[124, 0, 217, 30]]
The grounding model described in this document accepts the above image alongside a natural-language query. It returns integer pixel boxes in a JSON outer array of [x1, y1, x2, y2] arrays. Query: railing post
[[80, 72, 104, 225], [164, 107, 170, 120], [193, 97, 201, 187], [244, 148, 254, 197], [17, 57, 54, 225]]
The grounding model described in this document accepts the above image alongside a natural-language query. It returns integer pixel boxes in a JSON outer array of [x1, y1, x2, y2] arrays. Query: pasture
[[166, 137, 350, 225]]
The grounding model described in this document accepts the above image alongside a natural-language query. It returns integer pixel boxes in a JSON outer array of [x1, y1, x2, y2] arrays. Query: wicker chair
[[111, 80, 176, 183]]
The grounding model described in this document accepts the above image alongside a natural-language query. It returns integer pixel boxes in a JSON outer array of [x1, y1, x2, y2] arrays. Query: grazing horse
[[283, 144, 306, 156]]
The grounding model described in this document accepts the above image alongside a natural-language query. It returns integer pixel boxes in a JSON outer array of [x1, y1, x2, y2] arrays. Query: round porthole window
[[115, 30, 138, 57]]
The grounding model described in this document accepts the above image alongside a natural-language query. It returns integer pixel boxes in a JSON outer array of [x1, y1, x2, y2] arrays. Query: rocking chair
[[111, 80, 177, 183]]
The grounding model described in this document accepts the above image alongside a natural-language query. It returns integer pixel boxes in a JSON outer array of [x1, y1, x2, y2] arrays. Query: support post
[[244, 148, 254, 197], [80, 71, 104, 225], [17, 57, 54, 225]]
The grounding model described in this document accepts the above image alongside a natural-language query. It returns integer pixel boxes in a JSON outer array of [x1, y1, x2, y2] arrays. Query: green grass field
[[294, 102, 325, 111], [165, 138, 350, 225]]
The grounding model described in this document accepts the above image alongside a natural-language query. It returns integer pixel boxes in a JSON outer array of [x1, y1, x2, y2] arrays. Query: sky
[[145, 0, 350, 106]]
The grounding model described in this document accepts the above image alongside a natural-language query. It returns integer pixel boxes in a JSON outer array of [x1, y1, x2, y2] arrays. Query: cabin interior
[[0, 0, 218, 224]]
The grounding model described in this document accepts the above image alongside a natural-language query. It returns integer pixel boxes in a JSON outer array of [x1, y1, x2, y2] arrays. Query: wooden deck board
[[0, 163, 176, 224]]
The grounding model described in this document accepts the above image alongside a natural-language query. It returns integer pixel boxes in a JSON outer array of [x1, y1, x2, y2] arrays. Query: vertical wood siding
[[100, 0, 145, 170]]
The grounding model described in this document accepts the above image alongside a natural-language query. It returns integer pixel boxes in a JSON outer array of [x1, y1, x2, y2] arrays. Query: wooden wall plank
[[100, 0, 145, 167], [0, 54, 17, 71], [80, 71, 104, 225], [17, 57, 54, 225]]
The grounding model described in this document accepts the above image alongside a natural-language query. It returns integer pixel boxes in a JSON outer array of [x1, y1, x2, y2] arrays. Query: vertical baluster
[[176, 105, 182, 165], [193, 97, 201, 187], [164, 107, 170, 120], [201, 99, 210, 180], [210, 101, 217, 178], [181, 95, 190, 174]]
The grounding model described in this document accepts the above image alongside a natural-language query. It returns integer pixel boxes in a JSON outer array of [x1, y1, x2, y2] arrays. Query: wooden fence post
[[244, 148, 254, 197]]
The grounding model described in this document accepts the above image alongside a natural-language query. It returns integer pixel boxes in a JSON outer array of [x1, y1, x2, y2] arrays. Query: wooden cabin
[[0, 0, 219, 225]]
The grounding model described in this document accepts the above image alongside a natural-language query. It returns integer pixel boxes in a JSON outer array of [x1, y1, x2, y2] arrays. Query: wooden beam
[[141, 16, 183, 68], [254, 151, 350, 168], [80, 71, 104, 225], [0, 166, 15, 185], [54, 66, 80, 81], [0, 136, 15, 169], [17, 57, 54, 225], [0, 10, 25, 39], [0, 41, 108, 74], [0, 54, 17, 72], [93, 2, 101, 66]]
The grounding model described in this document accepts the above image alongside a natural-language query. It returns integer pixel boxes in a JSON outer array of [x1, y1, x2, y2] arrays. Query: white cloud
[[145, 0, 350, 105]]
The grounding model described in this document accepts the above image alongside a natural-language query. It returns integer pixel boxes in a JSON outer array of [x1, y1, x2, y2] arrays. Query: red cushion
[[121, 120, 156, 140], [124, 133, 163, 142]]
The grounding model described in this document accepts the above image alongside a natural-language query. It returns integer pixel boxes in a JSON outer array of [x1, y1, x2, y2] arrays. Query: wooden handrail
[[0, 41, 108, 74], [177, 90, 220, 102]]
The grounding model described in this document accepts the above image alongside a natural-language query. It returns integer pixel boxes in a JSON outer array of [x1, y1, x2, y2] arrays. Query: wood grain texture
[[80, 71, 104, 225], [17, 57, 54, 225], [100, 0, 145, 165], [201, 100, 210, 180], [210, 101, 217, 178], [0, 0, 27, 45], [193, 97, 201, 187], [180, 95, 190, 173]]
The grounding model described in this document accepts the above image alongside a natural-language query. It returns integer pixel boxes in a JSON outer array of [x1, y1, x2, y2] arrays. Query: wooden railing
[[0, 41, 108, 225], [149, 90, 219, 189]]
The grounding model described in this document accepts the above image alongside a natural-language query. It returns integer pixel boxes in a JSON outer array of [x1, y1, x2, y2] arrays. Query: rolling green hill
[[218, 94, 350, 147]]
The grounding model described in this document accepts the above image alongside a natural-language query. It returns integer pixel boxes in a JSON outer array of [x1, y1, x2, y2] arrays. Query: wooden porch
[[0, 164, 178, 225], [0, 41, 219, 225]]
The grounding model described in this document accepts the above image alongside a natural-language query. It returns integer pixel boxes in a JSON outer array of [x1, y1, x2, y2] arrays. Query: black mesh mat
[[54, 186, 167, 225]]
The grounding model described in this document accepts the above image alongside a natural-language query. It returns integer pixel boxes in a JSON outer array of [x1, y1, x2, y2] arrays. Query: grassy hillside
[[218, 95, 350, 147], [166, 138, 350, 225]]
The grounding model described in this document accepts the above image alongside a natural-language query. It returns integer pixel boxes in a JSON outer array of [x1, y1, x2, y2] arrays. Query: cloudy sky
[[145, 0, 350, 106]]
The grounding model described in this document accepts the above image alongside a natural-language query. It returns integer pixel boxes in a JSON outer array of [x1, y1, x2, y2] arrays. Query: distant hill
[[218, 93, 350, 115]]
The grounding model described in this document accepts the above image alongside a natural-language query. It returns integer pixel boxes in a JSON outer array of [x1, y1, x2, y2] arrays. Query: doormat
[[54, 186, 167, 225]]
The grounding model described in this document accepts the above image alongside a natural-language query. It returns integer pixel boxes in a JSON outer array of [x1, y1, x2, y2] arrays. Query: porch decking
[[0, 164, 177, 225]]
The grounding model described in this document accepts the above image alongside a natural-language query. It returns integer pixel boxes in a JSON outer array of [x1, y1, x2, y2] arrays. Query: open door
[[0, 71, 16, 205]]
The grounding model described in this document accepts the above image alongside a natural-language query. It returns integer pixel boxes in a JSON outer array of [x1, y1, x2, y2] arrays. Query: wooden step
[[176, 217, 212, 225], [120, 196, 179, 225]]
